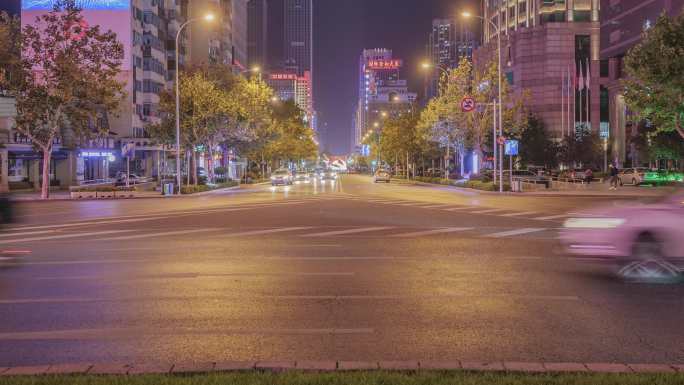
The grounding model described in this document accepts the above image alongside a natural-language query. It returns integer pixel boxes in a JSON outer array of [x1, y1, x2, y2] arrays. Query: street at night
[[2, 176, 683, 368]]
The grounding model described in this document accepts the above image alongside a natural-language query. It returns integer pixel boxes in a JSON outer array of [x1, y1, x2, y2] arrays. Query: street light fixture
[[462, 10, 504, 192], [174, 12, 215, 194]]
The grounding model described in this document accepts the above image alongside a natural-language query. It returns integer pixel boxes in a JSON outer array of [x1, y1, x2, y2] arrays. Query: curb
[[1, 361, 682, 376]]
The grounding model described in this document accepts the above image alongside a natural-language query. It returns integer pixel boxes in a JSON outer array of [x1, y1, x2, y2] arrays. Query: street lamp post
[[175, 13, 214, 194], [462, 11, 503, 192]]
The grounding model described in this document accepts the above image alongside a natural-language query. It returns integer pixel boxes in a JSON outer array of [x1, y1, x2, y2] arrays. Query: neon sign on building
[[367, 59, 402, 70], [22, 0, 129, 10]]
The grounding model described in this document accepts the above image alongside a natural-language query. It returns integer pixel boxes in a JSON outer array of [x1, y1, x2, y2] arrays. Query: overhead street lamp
[[462, 10, 504, 193], [174, 13, 214, 194]]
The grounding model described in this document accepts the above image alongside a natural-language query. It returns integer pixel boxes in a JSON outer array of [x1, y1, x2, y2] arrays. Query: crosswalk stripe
[[485, 228, 546, 238], [100, 228, 219, 241], [534, 214, 569, 221], [0, 230, 133, 244], [468, 208, 507, 214], [301, 227, 393, 238], [500, 211, 539, 217], [390, 227, 474, 238], [225, 227, 313, 237]]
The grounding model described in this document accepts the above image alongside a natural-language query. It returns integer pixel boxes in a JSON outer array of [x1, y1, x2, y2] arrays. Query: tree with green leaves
[[518, 115, 558, 169], [260, 99, 317, 168], [0, 0, 125, 199], [379, 109, 427, 178], [624, 13, 684, 140]]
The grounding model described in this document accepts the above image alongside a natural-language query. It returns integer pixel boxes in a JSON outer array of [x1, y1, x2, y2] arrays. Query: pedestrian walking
[[609, 164, 619, 190], [585, 168, 593, 185]]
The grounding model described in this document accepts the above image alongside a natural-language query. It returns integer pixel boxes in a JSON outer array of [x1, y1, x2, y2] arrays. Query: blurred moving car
[[560, 190, 684, 282], [373, 169, 391, 183], [618, 167, 649, 186], [116, 173, 147, 185], [270, 169, 293, 186]]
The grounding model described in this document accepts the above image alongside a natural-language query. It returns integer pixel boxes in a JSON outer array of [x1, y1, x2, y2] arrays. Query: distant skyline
[[314, 0, 478, 154]]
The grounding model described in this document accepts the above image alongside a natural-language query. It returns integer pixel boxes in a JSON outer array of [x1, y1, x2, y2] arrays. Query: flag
[[577, 61, 585, 91], [585, 58, 591, 90]]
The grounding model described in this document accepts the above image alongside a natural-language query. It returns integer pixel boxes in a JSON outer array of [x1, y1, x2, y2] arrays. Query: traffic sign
[[497, 136, 506, 146], [461, 96, 475, 112], [505, 140, 519, 156]]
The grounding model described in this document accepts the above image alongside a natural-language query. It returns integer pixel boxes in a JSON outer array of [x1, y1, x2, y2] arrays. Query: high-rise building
[[186, 0, 248, 69], [283, 0, 313, 77], [600, 0, 684, 166], [474, 0, 603, 143], [354, 49, 417, 150], [426, 18, 477, 99], [247, 0, 268, 68]]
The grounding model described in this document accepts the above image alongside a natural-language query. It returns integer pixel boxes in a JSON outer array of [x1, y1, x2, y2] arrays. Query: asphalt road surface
[[1, 175, 683, 366]]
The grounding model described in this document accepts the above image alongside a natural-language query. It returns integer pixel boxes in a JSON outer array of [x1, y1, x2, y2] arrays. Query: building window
[[505, 72, 514, 85], [573, 10, 591, 22], [540, 11, 566, 23], [600, 59, 609, 78], [142, 103, 151, 117]]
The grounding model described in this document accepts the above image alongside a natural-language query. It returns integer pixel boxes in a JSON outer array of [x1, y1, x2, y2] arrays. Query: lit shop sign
[[22, 0, 130, 10], [270, 73, 298, 80], [367, 60, 402, 70], [80, 150, 116, 161]]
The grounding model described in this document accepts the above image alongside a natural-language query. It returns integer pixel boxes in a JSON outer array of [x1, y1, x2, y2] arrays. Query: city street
[[1, 175, 683, 367]]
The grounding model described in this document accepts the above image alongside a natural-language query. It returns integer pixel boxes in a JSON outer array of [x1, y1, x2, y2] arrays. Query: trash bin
[[163, 182, 174, 196]]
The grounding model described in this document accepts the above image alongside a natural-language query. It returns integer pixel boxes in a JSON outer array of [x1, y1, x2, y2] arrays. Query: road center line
[[225, 227, 314, 237], [100, 228, 220, 241], [500, 211, 539, 217], [534, 214, 569, 221]]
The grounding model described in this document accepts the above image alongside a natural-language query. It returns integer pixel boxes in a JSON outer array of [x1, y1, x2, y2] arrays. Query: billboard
[[22, 0, 129, 10]]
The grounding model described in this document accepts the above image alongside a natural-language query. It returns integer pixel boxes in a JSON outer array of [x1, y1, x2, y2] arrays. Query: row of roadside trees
[[365, 11, 684, 177], [0, 1, 318, 199]]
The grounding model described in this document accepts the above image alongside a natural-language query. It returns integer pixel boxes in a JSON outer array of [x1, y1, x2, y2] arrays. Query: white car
[[270, 169, 293, 186], [618, 167, 649, 186], [373, 170, 391, 183]]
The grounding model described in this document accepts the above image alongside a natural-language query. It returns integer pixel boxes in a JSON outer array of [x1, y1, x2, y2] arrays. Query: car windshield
[[5, 3, 684, 382]]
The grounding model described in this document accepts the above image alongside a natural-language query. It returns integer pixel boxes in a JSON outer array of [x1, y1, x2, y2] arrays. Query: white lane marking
[[0, 294, 578, 305], [225, 227, 313, 237], [36, 272, 356, 280], [534, 214, 569, 221], [420, 204, 454, 209], [301, 226, 394, 238], [0, 230, 58, 238], [0, 230, 133, 245], [100, 228, 219, 241], [486, 228, 547, 238], [0, 327, 375, 340], [500, 211, 539, 217], [469, 208, 508, 214], [444, 206, 474, 211], [390, 227, 474, 238], [5, 201, 311, 232]]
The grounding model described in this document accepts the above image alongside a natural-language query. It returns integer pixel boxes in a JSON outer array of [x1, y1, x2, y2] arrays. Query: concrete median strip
[[2, 360, 683, 376]]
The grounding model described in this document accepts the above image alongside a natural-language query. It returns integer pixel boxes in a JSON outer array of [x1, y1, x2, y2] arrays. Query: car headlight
[[563, 218, 626, 229]]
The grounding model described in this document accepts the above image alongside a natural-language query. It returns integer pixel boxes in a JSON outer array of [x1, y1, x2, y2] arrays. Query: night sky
[[313, 0, 478, 154]]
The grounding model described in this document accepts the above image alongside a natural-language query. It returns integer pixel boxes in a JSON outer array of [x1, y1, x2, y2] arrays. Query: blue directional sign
[[22, 0, 129, 10], [505, 140, 519, 156]]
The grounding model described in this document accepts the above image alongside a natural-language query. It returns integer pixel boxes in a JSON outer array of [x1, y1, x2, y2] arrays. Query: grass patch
[[1, 371, 683, 385]]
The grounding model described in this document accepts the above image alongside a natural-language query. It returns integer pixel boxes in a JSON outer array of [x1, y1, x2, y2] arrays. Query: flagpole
[[561, 69, 564, 137], [586, 58, 591, 132]]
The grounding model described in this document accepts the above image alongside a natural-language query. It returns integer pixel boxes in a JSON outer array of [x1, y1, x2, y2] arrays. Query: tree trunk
[[191, 151, 198, 185], [41, 147, 51, 199], [207, 144, 214, 184]]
